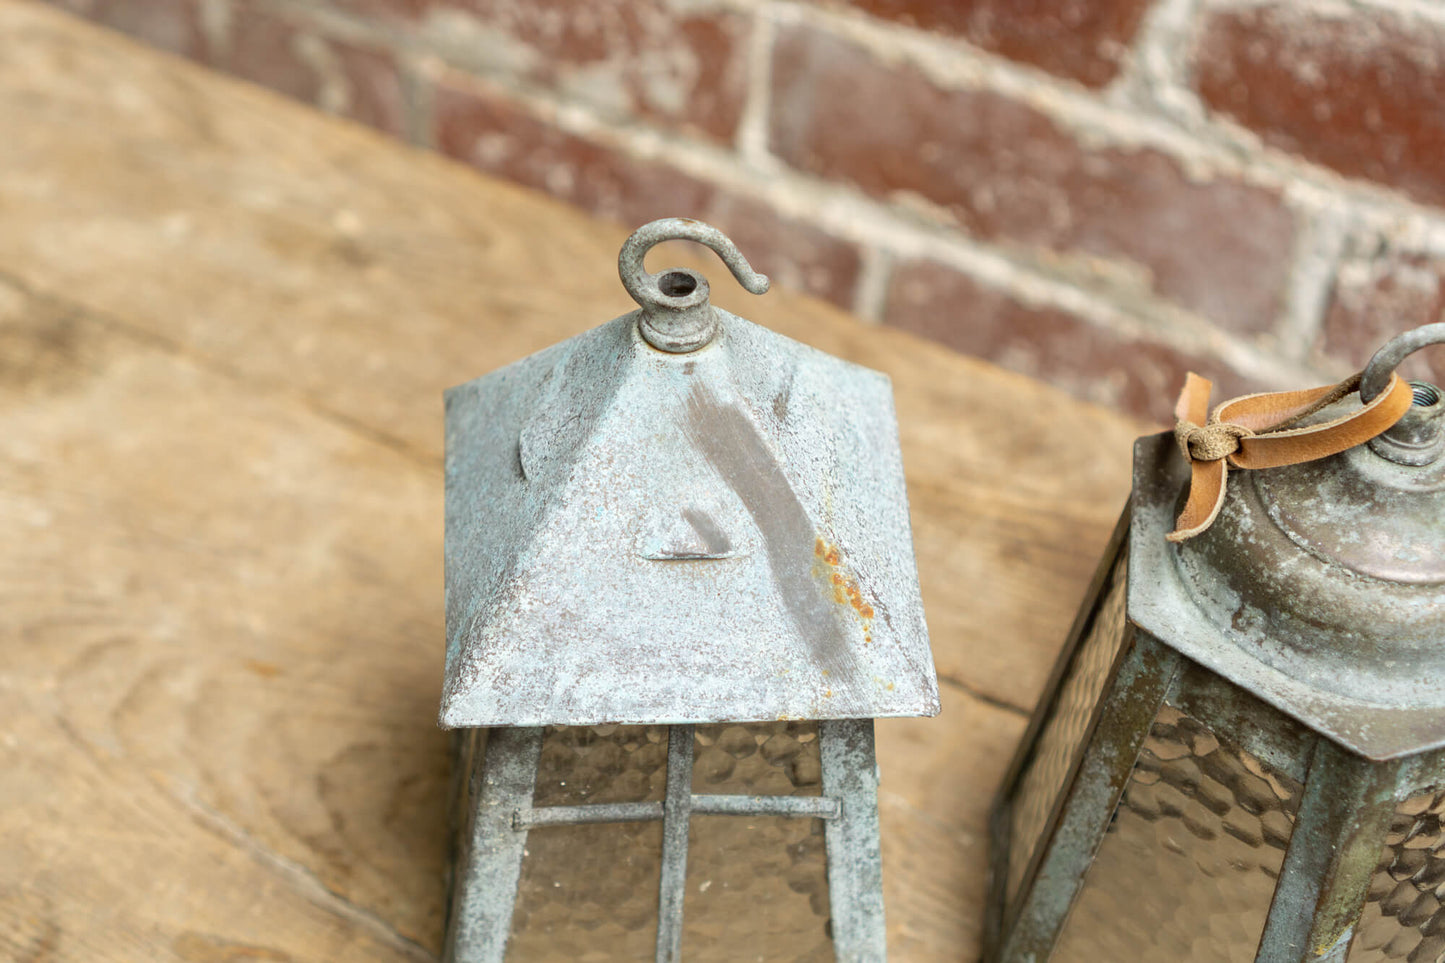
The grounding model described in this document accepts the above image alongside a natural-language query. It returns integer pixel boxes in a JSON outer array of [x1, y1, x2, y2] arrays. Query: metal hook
[[618, 218, 770, 353], [1361, 322, 1445, 465], [1361, 322, 1445, 402]]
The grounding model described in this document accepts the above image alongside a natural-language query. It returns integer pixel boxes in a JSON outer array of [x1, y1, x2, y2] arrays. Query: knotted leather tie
[[1168, 371, 1414, 542]]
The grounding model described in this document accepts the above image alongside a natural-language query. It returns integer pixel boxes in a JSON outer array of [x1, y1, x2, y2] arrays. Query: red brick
[[39, 0, 207, 60], [769, 25, 1295, 336], [341, 0, 749, 145], [885, 258, 1257, 420], [1195, 5, 1445, 209], [433, 78, 862, 308], [1322, 253, 1445, 384], [824, 0, 1152, 88], [220, 4, 407, 137], [435, 80, 709, 227]]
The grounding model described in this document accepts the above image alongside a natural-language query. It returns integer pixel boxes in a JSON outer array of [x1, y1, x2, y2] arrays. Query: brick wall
[[44, 0, 1445, 420]]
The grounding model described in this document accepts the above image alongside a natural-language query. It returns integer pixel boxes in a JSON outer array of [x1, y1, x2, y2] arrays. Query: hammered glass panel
[[1007, 552, 1130, 901], [532, 724, 668, 807], [680, 817, 832, 962], [507, 822, 662, 961], [692, 721, 823, 797], [1346, 788, 1445, 963], [682, 721, 832, 961], [1052, 707, 1303, 963], [507, 725, 668, 961]]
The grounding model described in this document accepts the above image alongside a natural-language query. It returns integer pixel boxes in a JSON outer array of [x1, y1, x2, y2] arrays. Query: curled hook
[[618, 218, 770, 353], [1361, 322, 1445, 402], [1361, 321, 1445, 465]]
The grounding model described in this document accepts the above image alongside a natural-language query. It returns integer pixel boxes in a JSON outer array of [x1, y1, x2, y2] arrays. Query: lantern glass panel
[[507, 725, 668, 960], [534, 724, 669, 806], [692, 722, 824, 796], [508, 821, 663, 960], [682, 721, 832, 960], [681, 816, 832, 961], [1347, 788, 1445, 963], [1009, 554, 1130, 900], [1052, 707, 1303, 963]]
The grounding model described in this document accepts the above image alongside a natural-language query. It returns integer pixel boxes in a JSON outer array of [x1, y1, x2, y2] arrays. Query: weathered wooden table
[[0, 3, 1145, 959]]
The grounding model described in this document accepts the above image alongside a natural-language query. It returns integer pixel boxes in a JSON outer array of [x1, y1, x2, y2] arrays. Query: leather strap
[[1168, 371, 1414, 542]]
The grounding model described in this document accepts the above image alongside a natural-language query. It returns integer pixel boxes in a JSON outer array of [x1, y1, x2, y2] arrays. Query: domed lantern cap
[[1129, 325, 1445, 761], [441, 219, 939, 729]]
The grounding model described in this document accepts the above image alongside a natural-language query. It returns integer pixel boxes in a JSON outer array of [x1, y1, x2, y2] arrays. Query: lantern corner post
[[994, 631, 1181, 963], [984, 507, 1132, 963], [1253, 741, 1407, 963], [444, 725, 544, 963], [982, 787, 1012, 962], [655, 723, 696, 963], [819, 717, 887, 963]]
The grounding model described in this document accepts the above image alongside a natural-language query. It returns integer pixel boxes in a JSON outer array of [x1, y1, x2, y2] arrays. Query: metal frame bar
[[992, 631, 1181, 963], [444, 725, 544, 963], [515, 800, 664, 828], [513, 793, 840, 829], [656, 724, 695, 963], [1254, 741, 1404, 963], [692, 793, 839, 818], [821, 718, 887, 963], [988, 506, 1132, 954]]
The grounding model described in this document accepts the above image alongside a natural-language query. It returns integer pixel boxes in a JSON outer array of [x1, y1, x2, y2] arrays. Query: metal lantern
[[986, 324, 1445, 963], [441, 219, 939, 963]]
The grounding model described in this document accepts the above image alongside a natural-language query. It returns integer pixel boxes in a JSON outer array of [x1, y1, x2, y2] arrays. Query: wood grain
[[0, 3, 1142, 959]]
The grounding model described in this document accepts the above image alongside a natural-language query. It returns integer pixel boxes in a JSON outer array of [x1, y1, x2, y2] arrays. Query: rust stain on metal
[[815, 536, 876, 642]]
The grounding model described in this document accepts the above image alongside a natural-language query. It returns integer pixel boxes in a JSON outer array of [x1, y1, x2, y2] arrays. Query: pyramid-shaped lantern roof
[[441, 219, 939, 728]]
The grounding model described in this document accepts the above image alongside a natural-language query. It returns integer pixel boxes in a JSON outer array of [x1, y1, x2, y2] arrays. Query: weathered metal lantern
[[441, 219, 938, 962], [987, 324, 1445, 963]]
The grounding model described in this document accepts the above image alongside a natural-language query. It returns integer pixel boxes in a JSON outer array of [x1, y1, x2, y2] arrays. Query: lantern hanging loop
[[619, 218, 770, 354], [1360, 322, 1445, 465], [1166, 370, 1413, 541], [1361, 321, 1445, 402]]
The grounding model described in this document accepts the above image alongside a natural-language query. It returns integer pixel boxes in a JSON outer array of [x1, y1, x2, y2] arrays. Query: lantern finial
[[618, 218, 770, 353]]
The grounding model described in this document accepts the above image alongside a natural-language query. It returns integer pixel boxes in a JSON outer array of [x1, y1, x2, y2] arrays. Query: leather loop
[[1167, 371, 1414, 542]]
